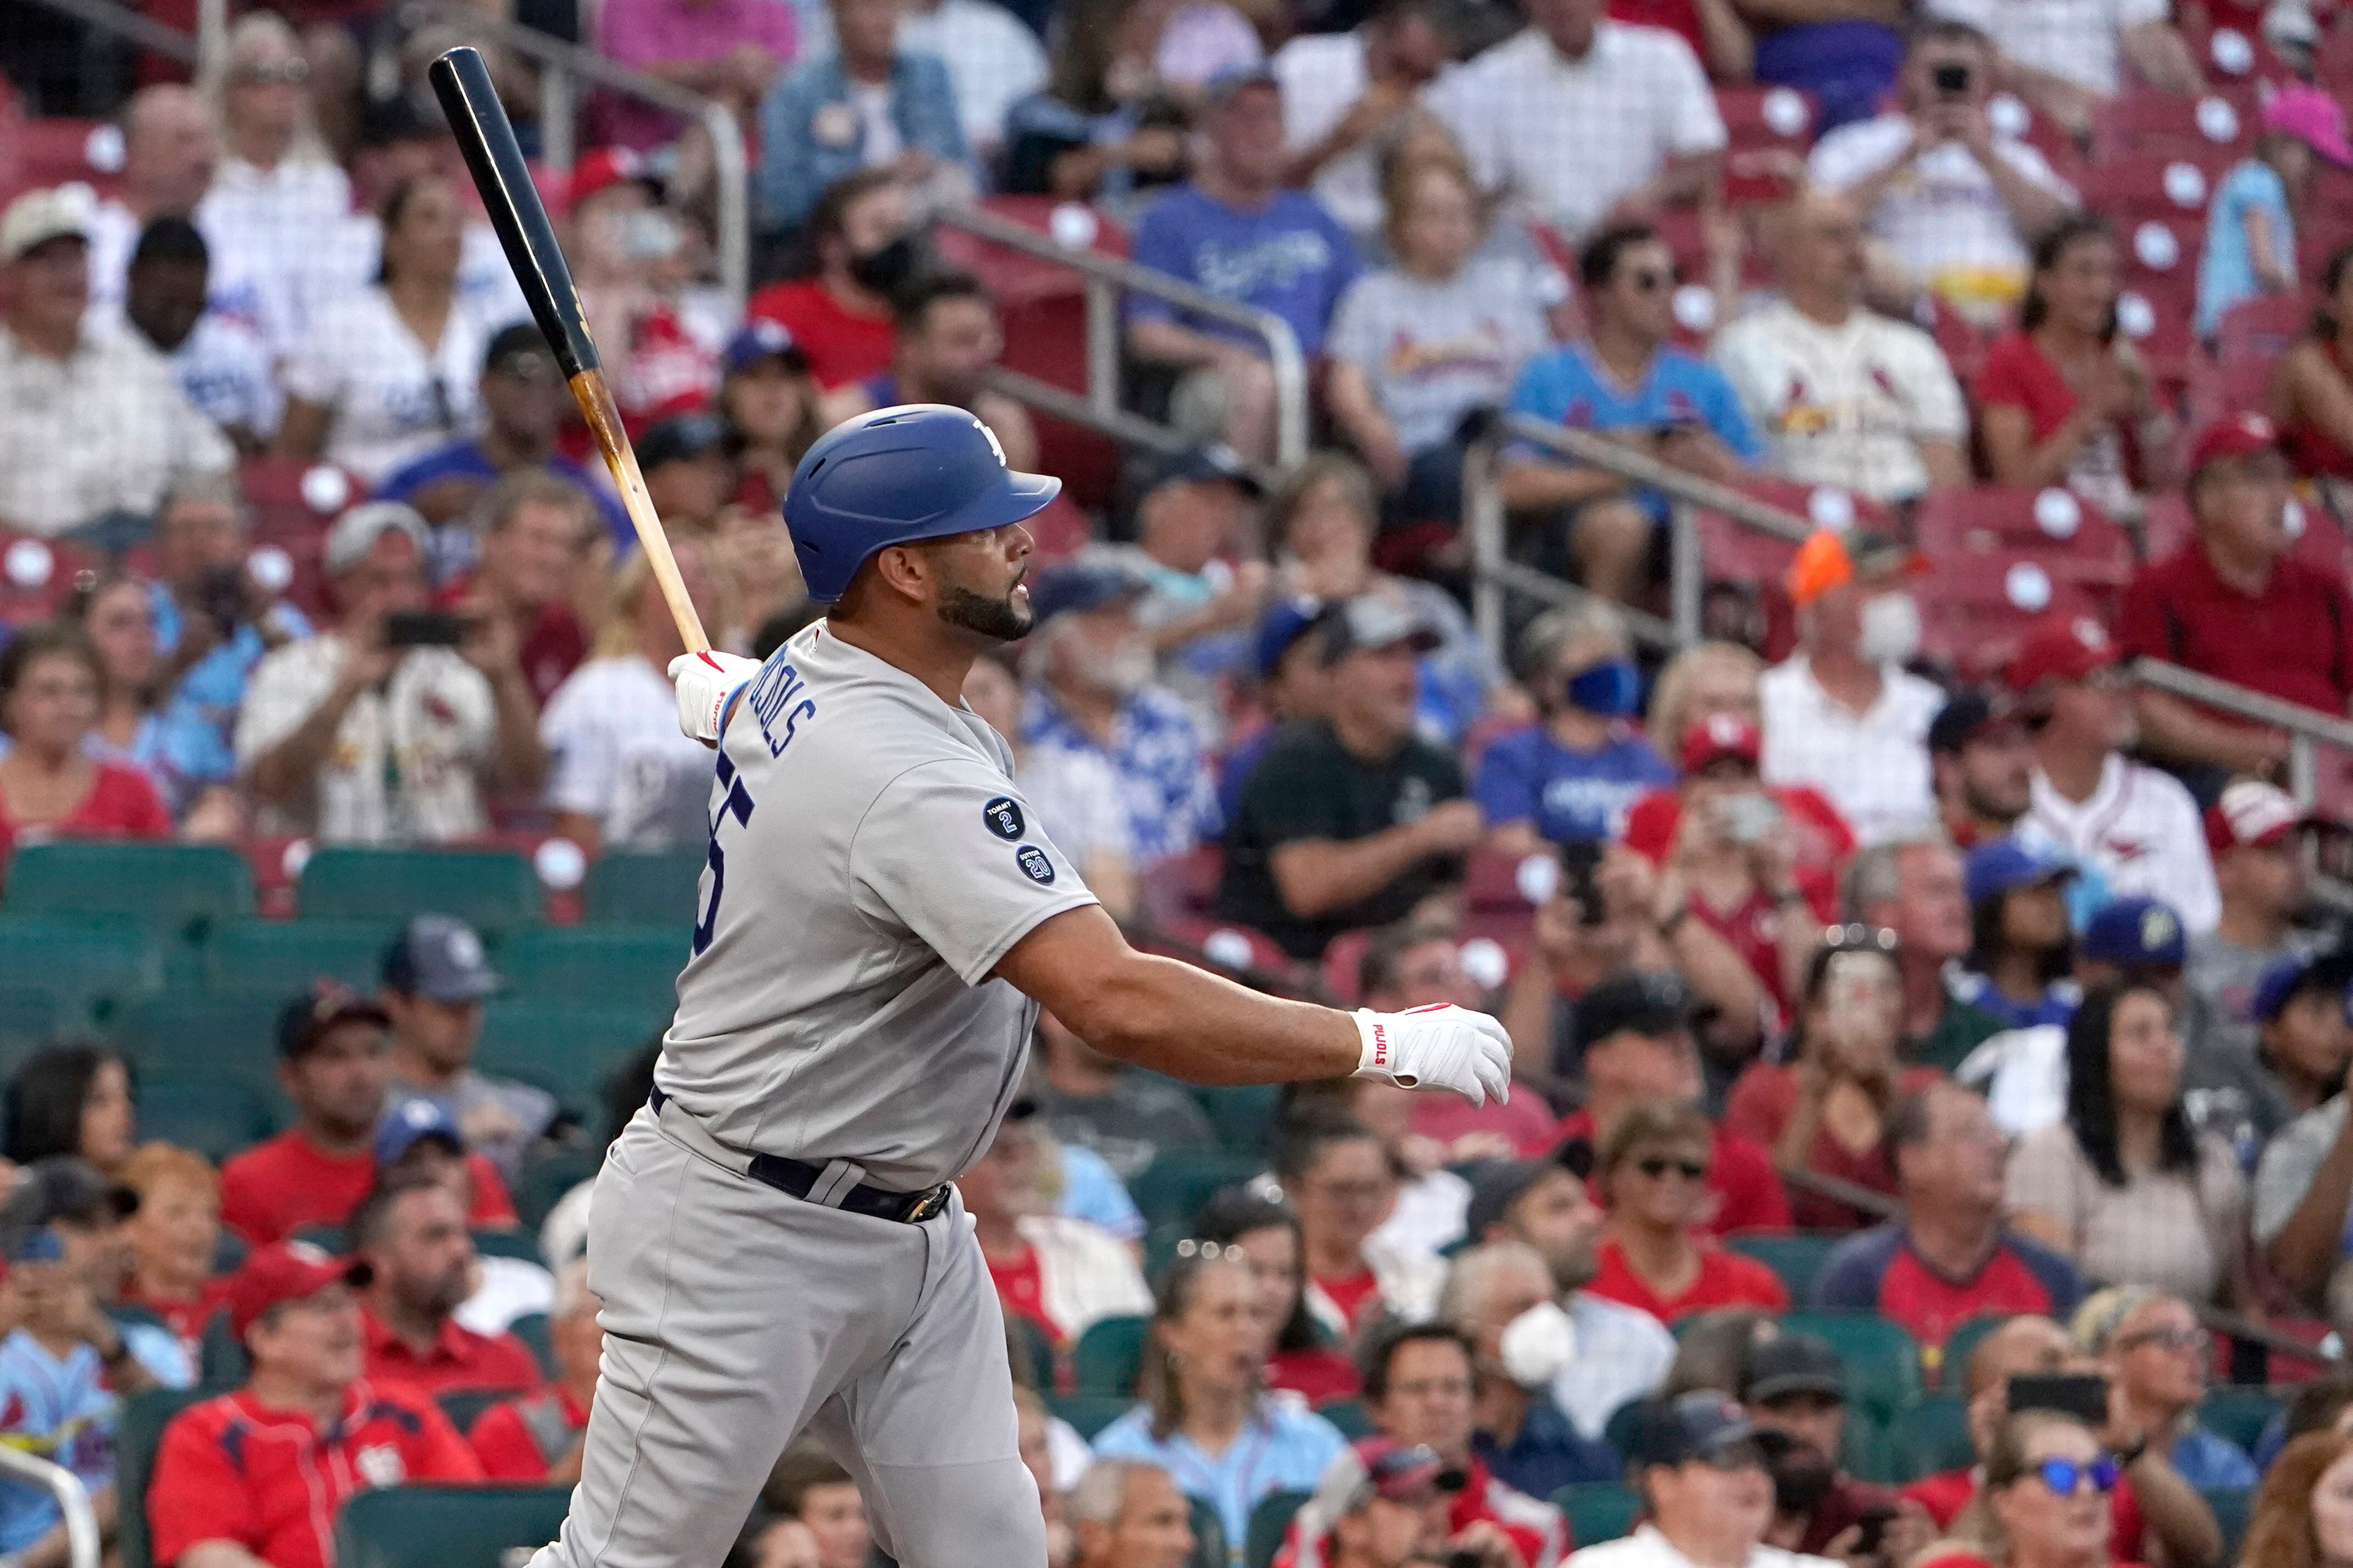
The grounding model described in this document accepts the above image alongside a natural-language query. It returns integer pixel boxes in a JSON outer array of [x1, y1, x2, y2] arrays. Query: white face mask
[[1083, 639, 1156, 697], [1498, 1301, 1578, 1390], [1856, 592, 1921, 666]]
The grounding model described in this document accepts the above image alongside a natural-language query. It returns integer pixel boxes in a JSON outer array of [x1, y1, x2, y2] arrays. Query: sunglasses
[[1635, 1157, 1708, 1181], [2117, 1327, 2205, 1353], [2031, 1457, 2120, 1498]]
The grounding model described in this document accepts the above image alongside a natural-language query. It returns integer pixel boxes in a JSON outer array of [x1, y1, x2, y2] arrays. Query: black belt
[[649, 1089, 953, 1224]]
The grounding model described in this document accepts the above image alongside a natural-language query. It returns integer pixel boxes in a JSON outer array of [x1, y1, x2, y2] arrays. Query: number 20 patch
[[1016, 845, 1054, 884]]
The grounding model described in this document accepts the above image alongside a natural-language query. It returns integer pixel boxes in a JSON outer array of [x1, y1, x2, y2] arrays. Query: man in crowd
[[1740, 1333, 1926, 1558], [754, 0, 969, 236], [352, 1174, 542, 1398], [765, 1448, 872, 1568], [1128, 447, 1270, 684], [0, 187, 235, 537], [819, 270, 1041, 471], [1217, 596, 1473, 958], [1926, 0, 2198, 137], [594, 0, 797, 152], [1713, 187, 1968, 503], [1127, 70, 1360, 464], [381, 916, 557, 1184], [122, 218, 280, 454], [1759, 528, 1944, 846], [1027, 1009, 1215, 1182], [1358, 925, 1556, 1157], [1845, 837, 2010, 1073], [2119, 414, 2353, 780], [236, 501, 547, 843], [84, 84, 221, 308], [220, 983, 516, 1248], [1070, 1459, 1197, 1568], [1928, 689, 2033, 850], [745, 170, 914, 390], [956, 1103, 1151, 1353], [1440, 1241, 1622, 1500], [1807, 21, 2077, 320], [1577, 1394, 1779, 1568], [1500, 224, 1763, 606], [637, 412, 738, 535], [1815, 1082, 2086, 1347], [147, 1243, 483, 1568], [1275, 0, 1457, 242], [1429, 0, 1726, 240], [469, 1260, 599, 1482], [2010, 613, 2219, 931], [432, 472, 599, 708], [2185, 781, 2324, 1132], [1281, 1437, 1522, 1568]]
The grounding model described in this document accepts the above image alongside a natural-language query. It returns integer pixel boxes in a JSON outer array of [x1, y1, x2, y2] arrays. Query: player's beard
[[938, 581, 1033, 643]]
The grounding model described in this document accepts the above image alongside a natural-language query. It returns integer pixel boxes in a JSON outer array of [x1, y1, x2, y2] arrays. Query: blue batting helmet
[[783, 404, 1061, 604]]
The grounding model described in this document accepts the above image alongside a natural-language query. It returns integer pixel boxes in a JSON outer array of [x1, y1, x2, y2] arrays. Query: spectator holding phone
[[1740, 1332, 1929, 1560], [2073, 1286, 2256, 1491], [1912, 1411, 2130, 1568]]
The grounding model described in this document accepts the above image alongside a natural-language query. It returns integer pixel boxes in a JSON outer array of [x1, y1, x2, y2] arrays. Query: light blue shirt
[[2170, 1424, 2259, 1491], [1508, 342, 1763, 521], [1058, 1143, 1143, 1241], [2196, 159, 2294, 339], [1092, 1397, 1346, 1554], [146, 583, 312, 812], [0, 1333, 115, 1552]]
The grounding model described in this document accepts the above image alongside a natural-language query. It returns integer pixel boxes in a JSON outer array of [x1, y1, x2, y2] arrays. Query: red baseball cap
[[225, 1242, 372, 1340], [1681, 713, 1762, 772], [2002, 614, 2120, 693], [2204, 779, 2311, 854], [568, 146, 658, 209], [2188, 412, 2282, 477]]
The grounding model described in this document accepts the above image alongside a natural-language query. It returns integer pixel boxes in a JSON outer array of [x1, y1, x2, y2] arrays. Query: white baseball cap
[[0, 186, 93, 264], [322, 500, 429, 576]]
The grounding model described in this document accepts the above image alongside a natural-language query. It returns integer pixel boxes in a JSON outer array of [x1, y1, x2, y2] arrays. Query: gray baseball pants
[[526, 1102, 1048, 1568]]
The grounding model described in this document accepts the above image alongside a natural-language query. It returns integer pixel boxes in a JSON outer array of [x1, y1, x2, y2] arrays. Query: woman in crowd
[[276, 172, 499, 483], [2005, 982, 2250, 1306], [0, 624, 171, 860], [2073, 1285, 2257, 1492], [1001, 0, 1195, 205], [2241, 1428, 2353, 1568], [961, 657, 1136, 923], [1192, 1186, 1359, 1403], [121, 1142, 228, 1363], [2195, 87, 2345, 342], [717, 321, 825, 516], [2272, 243, 2353, 488], [1916, 1411, 2124, 1568], [1976, 217, 2172, 519], [1326, 153, 1557, 531], [4, 1042, 136, 1174], [1726, 926, 1939, 1230], [1091, 1246, 1347, 1549], [1273, 1108, 1437, 1341], [1474, 601, 1674, 858], [1585, 1101, 1789, 1324], [1953, 839, 2078, 1030], [66, 574, 166, 796], [541, 539, 733, 857]]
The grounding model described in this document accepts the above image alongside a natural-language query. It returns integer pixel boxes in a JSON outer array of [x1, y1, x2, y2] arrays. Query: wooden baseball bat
[[427, 45, 711, 655]]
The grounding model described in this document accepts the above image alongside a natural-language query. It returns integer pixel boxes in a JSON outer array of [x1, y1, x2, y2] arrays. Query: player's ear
[[867, 543, 935, 605]]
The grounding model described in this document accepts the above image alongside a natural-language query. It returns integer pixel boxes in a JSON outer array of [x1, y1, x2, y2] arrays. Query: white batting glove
[[669, 651, 761, 744], [1350, 1005, 1514, 1106]]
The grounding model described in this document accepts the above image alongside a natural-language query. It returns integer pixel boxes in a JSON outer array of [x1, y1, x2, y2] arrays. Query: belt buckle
[[902, 1185, 949, 1223]]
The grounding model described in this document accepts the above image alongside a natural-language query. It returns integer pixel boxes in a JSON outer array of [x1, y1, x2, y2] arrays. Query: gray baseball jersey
[[656, 620, 1099, 1188]]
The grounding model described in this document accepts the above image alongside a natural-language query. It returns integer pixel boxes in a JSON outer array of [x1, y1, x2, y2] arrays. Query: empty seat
[[0, 916, 165, 1029], [1128, 1148, 1265, 1229], [1048, 1392, 1135, 1441], [1914, 487, 2135, 589], [2215, 288, 2316, 367], [2198, 1387, 2283, 1454], [498, 927, 687, 1011], [4, 841, 254, 951], [116, 992, 283, 1081], [116, 1387, 212, 1568], [1188, 1083, 1283, 1154], [1551, 1482, 1640, 1545], [582, 849, 707, 927], [1071, 1313, 1149, 1396], [1902, 1392, 1974, 1480], [137, 1071, 275, 1163], [2091, 88, 2256, 166], [204, 919, 400, 996], [472, 1002, 669, 1117], [0, 531, 100, 627], [1917, 553, 2103, 679], [333, 1485, 572, 1568], [297, 847, 544, 935], [1723, 1230, 1843, 1301]]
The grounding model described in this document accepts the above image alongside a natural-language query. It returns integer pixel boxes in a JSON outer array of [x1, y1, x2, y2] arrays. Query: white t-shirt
[[282, 286, 498, 484], [1808, 116, 2077, 311], [1711, 298, 1969, 502], [541, 655, 717, 852], [2020, 754, 2222, 933], [0, 321, 235, 536], [1928, 0, 2167, 93], [193, 155, 358, 360], [898, 0, 1047, 152], [1571, 1525, 1838, 1568], [848, 79, 904, 166], [1758, 653, 1944, 846], [169, 311, 282, 439], [1427, 23, 1726, 241], [1273, 31, 1453, 241]]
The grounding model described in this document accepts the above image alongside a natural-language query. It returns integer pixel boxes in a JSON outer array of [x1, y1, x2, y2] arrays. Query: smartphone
[[1853, 1504, 1899, 1556], [199, 563, 246, 633], [385, 610, 470, 648], [1721, 793, 1783, 845], [1933, 62, 1972, 95], [1559, 840, 1605, 928], [2009, 1372, 2109, 1426]]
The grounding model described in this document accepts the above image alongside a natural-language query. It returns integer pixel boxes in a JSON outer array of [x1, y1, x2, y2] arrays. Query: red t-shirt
[[0, 761, 171, 866], [1722, 1063, 1945, 1231], [1904, 1469, 2148, 1559], [1557, 1111, 1793, 1236], [360, 1309, 542, 1399], [1584, 1234, 1792, 1323], [2116, 543, 2353, 719], [147, 1381, 483, 1568], [1607, 0, 1706, 58], [218, 1130, 516, 1247], [1314, 1268, 1384, 1334], [466, 1386, 588, 1482], [1266, 1346, 1360, 1404], [988, 1246, 1064, 1344], [2283, 341, 2353, 479], [1277, 1457, 1568, 1568], [1688, 885, 1795, 1019], [1620, 785, 1854, 923], [434, 577, 588, 708], [744, 278, 895, 390], [1972, 332, 2145, 490]]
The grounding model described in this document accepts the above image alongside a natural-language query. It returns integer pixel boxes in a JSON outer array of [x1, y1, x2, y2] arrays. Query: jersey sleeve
[[148, 1408, 260, 1566], [851, 760, 1101, 985]]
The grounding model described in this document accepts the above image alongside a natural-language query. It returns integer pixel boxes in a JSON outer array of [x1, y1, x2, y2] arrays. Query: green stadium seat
[[1603, 1397, 1645, 1459], [583, 849, 707, 927], [116, 992, 282, 1082], [2199, 1389, 2282, 1455], [297, 847, 543, 936], [1900, 1394, 1974, 1483], [516, 1144, 604, 1232], [1933, 1313, 2016, 1391], [4, 841, 253, 941], [1724, 1231, 1842, 1302], [1187, 1496, 1227, 1568], [1553, 1482, 1640, 1545], [0, 986, 64, 1068], [1189, 1083, 1282, 1153], [1778, 1311, 1921, 1422], [1145, 1220, 1190, 1282], [1315, 1397, 1373, 1438], [2203, 1488, 2254, 1563], [116, 1386, 210, 1568], [1046, 1392, 1133, 1440], [136, 1071, 275, 1163], [1245, 1489, 1311, 1568], [509, 1312, 553, 1379], [1129, 1150, 1264, 1230], [1073, 1314, 1149, 1396], [199, 1309, 249, 1386], [498, 927, 686, 1011], [333, 1484, 572, 1568], [473, 1003, 667, 1119], [0, 915, 164, 1030], [1008, 1312, 1058, 1389], [474, 1228, 544, 1264], [205, 918, 399, 996], [1842, 1408, 1902, 1485], [436, 1388, 515, 1435]]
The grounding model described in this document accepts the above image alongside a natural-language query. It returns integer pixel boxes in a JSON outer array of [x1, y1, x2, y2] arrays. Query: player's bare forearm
[[995, 905, 1360, 1085]]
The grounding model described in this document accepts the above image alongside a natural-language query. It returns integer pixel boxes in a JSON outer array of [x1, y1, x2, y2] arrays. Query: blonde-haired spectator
[[469, 1259, 600, 1482], [121, 1142, 226, 1364]]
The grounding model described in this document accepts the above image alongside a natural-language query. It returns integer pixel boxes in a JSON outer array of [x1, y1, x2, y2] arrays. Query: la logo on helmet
[[975, 417, 1006, 468]]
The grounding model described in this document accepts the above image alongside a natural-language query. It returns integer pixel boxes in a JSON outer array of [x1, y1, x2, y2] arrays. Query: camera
[[1932, 62, 1972, 96], [1560, 840, 1606, 928]]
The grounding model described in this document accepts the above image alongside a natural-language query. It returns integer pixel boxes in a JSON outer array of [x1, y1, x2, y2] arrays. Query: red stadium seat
[[2215, 289, 2316, 368], [1144, 914, 1301, 984], [1138, 844, 1222, 930], [2091, 89, 2257, 168], [1716, 86, 1816, 206], [2088, 154, 2235, 222], [1913, 486, 2135, 592], [2184, 351, 2276, 431], [0, 532, 98, 627], [2114, 216, 2204, 386], [1322, 927, 1376, 1005], [1989, 92, 2085, 191], [2177, 15, 2296, 87], [9, 119, 121, 199], [1916, 551, 2103, 678]]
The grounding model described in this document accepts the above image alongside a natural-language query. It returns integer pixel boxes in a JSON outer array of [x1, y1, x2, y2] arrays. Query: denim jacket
[[755, 51, 970, 233]]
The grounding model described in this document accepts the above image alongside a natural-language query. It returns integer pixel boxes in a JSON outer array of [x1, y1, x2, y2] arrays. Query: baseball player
[[531, 405, 1512, 1568]]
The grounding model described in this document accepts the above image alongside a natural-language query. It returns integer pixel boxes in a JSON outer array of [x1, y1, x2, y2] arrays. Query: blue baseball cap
[[1255, 594, 1327, 679], [375, 1099, 464, 1167], [2251, 948, 2353, 1024], [1964, 838, 2075, 907], [722, 317, 807, 376], [1027, 551, 1151, 624], [382, 915, 500, 1004], [2080, 897, 2185, 968]]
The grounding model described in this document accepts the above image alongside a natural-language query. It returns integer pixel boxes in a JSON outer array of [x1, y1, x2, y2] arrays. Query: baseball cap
[[375, 1098, 465, 1167], [2264, 86, 2353, 170], [276, 980, 391, 1061], [1680, 713, 1762, 772], [2188, 412, 2283, 477], [1205, 64, 1280, 108], [322, 500, 429, 577], [1629, 1392, 1764, 1469], [1319, 595, 1442, 665], [1963, 837, 2074, 905], [2251, 947, 2353, 1024], [2080, 896, 2186, 969], [637, 411, 729, 471], [2002, 613, 2121, 694], [1255, 594, 1328, 679], [483, 322, 557, 378], [1928, 689, 2019, 755], [1786, 528, 1917, 609], [1142, 444, 1264, 498], [1577, 970, 1705, 1049], [722, 317, 808, 376], [0, 1159, 138, 1239], [225, 1241, 373, 1340], [1740, 1331, 1846, 1405], [1460, 1142, 1595, 1243], [1027, 550, 1152, 624], [569, 145, 661, 208], [1, 187, 93, 264], [2205, 780, 2310, 855], [382, 914, 500, 1003]]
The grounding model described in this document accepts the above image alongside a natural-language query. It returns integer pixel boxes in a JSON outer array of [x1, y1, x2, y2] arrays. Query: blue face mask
[[1566, 659, 1642, 717]]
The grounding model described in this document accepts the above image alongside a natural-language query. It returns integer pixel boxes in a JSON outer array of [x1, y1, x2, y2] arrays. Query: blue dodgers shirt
[[1507, 342, 1763, 519], [376, 441, 635, 551], [1472, 724, 1675, 844], [1125, 185, 1361, 356]]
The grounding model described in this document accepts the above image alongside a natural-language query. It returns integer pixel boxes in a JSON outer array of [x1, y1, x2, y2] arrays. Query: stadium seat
[[1916, 553, 2102, 680], [1072, 1313, 1149, 1396], [2215, 288, 2316, 368], [582, 849, 708, 927], [297, 847, 544, 935], [1551, 1482, 1640, 1545], [472, 1002, 668, 1120], [1138, 845, 1222, 929], [2088, 152, 2237, 221], [1129, 1148, 1265, 1229], [2203, 1487, 2255, 1563], [1935, 1313, 2014, 1390], [474, 1228, 547, 1265], [116, 1386, 211, 1568], [509, 1312, 554, 1379], [1188, 1496, 1229, 1568], [516, 1143, 605, 1232], [203, 918, 400, 996], [2199, 1388, 2284, 1454], [1316, 1397, 1375, 1438], [0, 915, 165, 1031], [2113, 219, 2204, 386], [1144, 916, 1299, 983], [1901, 1393, 1974, 1482], [436, 1388, 517, 1435], [0, 531, 100, 627], [1189, 1083, 1282, 1155], [2090, 88, 2256, 166], [498, 926, 688, 1010], [0, 987, 64, 1071], [1723, 1231, 1842, 1302], [1913, 487, 2134, 590], [3, 841, 254, 945], [1047, 1392, 1134, 1441], [1778, 1311, 1921, 1422], [1246, 1490, 1313, 1568], [333, 1484, 572, 1568], [138, 1071, 276, 1163], [1843, 1408, 1903, 1484], [116, 992, 284, 1084]]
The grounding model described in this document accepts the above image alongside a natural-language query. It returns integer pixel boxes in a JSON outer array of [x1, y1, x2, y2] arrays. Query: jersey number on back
[[693, 752, 757, 957]]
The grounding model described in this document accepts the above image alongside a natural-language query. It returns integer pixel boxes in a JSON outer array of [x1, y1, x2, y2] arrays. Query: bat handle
[[569, 370, 712, 656]]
